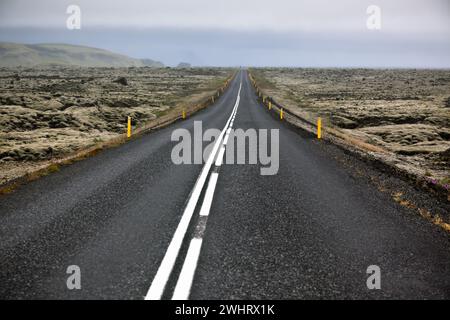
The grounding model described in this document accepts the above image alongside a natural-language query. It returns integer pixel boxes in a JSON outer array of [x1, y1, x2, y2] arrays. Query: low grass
[[0, 183, 19, 195]]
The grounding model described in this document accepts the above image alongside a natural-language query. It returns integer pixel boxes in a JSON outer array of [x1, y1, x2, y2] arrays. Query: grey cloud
[[0, 0, 449, 67]]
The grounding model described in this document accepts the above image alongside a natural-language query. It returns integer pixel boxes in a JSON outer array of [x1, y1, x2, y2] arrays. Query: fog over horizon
[[0, 0, 449, 68]]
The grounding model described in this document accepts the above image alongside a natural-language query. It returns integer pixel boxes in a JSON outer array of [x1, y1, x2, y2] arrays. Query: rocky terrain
[[0, 66, 232, 184], [251, 68, 450, 188]]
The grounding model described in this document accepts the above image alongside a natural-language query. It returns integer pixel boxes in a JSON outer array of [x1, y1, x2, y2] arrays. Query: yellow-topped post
[[280, 108, 283, 120], [127, 116, 131, 138], [317, 117, 322, 139]]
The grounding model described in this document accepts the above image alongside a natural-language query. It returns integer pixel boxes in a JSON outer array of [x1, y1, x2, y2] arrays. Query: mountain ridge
[[0, 42, 164, 68]]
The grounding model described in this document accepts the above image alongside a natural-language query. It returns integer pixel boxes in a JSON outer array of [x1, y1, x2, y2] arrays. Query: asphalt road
[[0, 70, 449, 300]]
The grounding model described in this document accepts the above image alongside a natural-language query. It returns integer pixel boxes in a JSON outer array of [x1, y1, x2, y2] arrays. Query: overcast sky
[[0, 0, 449, 67]]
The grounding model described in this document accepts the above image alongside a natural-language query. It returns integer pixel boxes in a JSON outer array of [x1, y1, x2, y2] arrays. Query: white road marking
[[215, 146, 226, 167], [170, 83, 242, 300], [223, 133, 230, 146], [172, 238, 203, 300], [145, 80, 242, 300], [171, 84, 241, 300], [199, 172, 219, 217]]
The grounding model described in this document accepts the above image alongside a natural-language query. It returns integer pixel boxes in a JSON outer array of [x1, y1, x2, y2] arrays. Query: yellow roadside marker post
[[269, 101, 272, 110], [127, 116, 131, 138], [317, 117, 322, 139], [280, 108, 284, 120], [182, 109, 186, 119]]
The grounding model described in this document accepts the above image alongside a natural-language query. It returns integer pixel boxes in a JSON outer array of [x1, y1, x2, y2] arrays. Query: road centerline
[[145, 78, 242, 300], [199, 172, 220, 217], [171, 238, 203, 300], [170, 82, 241, 300]]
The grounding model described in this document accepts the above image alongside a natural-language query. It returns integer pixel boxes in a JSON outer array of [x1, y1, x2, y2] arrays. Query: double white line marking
[[145, 82, 242, 300]]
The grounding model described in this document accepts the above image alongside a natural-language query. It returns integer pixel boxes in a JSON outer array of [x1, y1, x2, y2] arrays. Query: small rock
[[42, 99, 64, 111], [331, 115, 358, 129], [439, 148, 450, 161], [113, 77, 128, 86], [445, 97, 450, 108]]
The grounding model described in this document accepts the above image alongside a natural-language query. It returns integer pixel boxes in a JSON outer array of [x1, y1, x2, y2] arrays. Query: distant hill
[[140, 58, 164, 68], [0, 42, 164, 68], [177, 62, 192, 69]]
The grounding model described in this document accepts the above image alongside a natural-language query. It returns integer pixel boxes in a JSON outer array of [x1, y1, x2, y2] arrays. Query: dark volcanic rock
[[113, 77, 128, 86], [445, 97, 450, 108], [439, 148, 450, 161]]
